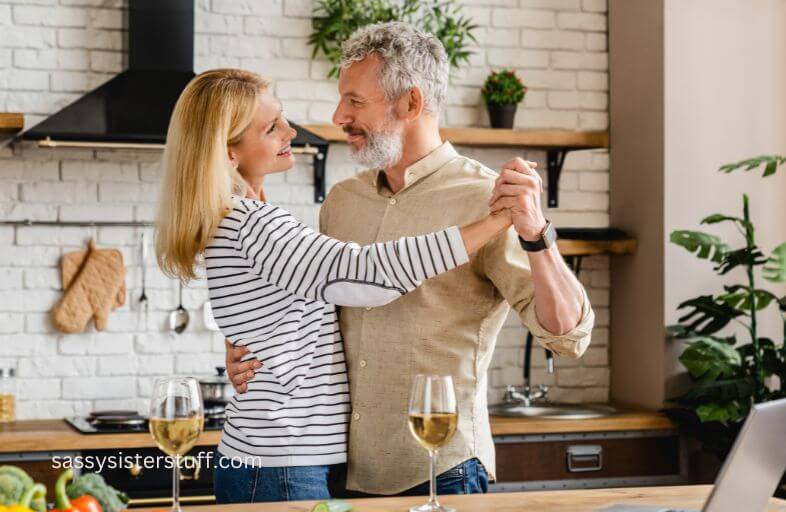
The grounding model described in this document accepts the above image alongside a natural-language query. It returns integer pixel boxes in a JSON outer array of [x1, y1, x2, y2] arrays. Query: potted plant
[[666, 155, 786, 493], [481, 69, 527, 129], [308, 0, 478, 79]]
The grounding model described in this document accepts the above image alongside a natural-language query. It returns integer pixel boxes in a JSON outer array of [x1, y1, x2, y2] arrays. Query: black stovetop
[[65, 416, 225, 435]]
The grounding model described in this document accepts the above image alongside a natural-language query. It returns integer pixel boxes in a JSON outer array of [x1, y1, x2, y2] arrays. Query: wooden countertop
[[490, 411, 674, 436], [0, 412, 673, 454], [134, 486, 786, 511]]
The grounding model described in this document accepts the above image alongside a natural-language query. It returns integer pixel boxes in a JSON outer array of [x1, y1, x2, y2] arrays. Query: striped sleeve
[[234, 201, 469, 307]]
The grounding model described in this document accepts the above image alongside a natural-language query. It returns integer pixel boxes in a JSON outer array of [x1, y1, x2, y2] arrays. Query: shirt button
[[352, 412, 360, 420], [359, 360, 367, 368], [364, 307, 372, 312], [389, 198, 397, 205]]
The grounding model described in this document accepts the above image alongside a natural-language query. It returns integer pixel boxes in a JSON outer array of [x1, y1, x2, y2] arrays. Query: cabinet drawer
[[494, 432, 681, 482]]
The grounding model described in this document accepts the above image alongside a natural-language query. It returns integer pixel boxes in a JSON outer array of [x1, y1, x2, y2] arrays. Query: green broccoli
[[0, 466, 46, 512], [66, 472, 129, 512]]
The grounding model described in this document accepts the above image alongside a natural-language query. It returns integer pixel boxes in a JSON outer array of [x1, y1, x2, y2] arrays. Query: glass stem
[[172, 455, 181, 512], [428, 449, 439, 507]]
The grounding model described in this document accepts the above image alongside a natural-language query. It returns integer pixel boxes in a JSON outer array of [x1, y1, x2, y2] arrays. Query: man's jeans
[[213, 454, 332, 503], [328, 458, 489, 499]]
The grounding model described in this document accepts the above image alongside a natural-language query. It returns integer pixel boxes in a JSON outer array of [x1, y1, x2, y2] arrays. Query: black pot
[[487, 102, 517, 129]]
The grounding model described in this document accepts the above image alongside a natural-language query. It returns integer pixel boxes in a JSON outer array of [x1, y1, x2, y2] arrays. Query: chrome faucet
[[499, 332, 554, 406]]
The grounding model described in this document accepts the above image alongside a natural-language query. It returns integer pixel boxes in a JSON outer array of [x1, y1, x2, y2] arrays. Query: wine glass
[[407, 374, 459, 512], [149, 377, 204, 512]]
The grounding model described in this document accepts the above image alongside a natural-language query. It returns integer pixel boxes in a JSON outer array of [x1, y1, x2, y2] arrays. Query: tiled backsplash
[[0, 0, 610, 418]]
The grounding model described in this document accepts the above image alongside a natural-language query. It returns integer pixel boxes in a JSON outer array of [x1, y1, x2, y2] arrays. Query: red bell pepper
[[52, 469, 102, 512]]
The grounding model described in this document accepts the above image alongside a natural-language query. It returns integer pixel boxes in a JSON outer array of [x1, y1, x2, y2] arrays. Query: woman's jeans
[[213, 453, 332, 503]]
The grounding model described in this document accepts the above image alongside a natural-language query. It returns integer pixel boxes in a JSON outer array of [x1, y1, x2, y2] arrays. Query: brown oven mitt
[[62, 247, 125, 308], [53, 239, 127, 333]]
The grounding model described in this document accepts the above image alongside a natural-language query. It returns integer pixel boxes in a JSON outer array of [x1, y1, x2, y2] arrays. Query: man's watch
[[518, 221, 557, 252]]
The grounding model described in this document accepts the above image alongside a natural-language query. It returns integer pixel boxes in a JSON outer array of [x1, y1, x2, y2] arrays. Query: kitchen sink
[[489, 402, 618, 420]]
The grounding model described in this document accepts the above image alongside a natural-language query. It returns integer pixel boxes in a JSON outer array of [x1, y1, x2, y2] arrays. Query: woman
[[155, 69, 512, 503]]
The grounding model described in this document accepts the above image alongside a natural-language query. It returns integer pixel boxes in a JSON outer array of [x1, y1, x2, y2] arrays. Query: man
[[226, 22, 594, 497]]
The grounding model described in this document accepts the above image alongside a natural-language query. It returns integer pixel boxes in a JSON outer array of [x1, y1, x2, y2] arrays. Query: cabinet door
[[495, 433, 681, 482]]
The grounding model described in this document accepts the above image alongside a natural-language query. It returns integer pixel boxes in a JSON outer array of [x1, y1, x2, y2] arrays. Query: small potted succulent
[[481, 69, 527, 129]]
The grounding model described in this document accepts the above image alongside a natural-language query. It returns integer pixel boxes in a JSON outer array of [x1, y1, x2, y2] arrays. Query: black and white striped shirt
[[205, 197, 469, 467]]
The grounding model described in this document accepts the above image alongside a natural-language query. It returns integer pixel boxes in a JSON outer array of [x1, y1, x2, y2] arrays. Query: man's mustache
[[343, 126, 366, 136]]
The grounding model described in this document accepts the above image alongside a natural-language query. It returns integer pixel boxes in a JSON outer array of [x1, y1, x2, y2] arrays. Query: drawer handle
[[128, 464, 143, 478], [566, 444, 602, 473], [179, 455, 201, 481]]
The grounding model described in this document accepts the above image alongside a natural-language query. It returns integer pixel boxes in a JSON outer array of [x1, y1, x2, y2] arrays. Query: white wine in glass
[[408, 374, 458, 512], [149, 377, 204, 512]]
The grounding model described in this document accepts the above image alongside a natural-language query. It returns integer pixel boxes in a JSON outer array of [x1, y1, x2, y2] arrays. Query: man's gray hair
[[341, 21, 449, 116]]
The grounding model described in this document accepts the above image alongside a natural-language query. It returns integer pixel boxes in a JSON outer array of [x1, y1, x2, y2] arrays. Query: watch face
[[543, 222, 557, 247]]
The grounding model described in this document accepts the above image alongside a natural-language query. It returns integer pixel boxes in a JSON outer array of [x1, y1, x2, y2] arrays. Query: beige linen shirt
[[319, 141, 594, 495]]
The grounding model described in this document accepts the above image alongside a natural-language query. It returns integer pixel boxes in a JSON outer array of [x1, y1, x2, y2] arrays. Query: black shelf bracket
[[288, 121, 330, 204], [546, 148, 568, 208], [314, 145, 328, 203]]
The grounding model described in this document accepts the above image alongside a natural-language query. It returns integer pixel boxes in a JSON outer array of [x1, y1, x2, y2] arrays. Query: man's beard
[[346, 117, 403, 170]]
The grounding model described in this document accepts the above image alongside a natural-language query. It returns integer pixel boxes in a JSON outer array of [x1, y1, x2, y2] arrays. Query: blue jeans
[[399, 458, 489, 496], [213, 454, 332, 503], [328, 458, 489, 498]]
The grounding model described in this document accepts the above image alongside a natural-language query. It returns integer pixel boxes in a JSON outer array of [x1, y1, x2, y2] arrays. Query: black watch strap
[[518, 221, 557, 252], [518, 234, 546, 252]]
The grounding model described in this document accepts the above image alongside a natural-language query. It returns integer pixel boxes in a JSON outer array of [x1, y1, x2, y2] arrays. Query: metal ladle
[[137, 232, 148, 312], [169, 280, 190, 334]]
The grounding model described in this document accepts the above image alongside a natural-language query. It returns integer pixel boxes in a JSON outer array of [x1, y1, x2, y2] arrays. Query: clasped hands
[[488, 157, 548, 241]]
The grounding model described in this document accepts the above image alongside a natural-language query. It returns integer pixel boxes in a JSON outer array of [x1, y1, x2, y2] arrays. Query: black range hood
[[21, 0, 329, 201]]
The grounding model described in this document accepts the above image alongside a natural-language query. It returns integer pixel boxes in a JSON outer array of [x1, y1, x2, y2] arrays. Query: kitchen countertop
[[133, 485, 786, 511], [0, 411, 674, 453]]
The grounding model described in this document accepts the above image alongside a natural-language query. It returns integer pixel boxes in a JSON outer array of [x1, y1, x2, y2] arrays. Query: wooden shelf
[[303, 124, 608, 207], [0, 113, 23, 134], [303, 124, 608, 150], [556, 228, 637, 257], [558, 238, 637, 257]]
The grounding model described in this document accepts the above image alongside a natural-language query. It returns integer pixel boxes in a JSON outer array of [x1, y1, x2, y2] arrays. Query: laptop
[[603, 397, 786, 512]]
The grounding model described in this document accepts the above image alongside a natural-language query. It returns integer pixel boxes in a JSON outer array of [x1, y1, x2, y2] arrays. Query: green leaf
[[308, 0, 480, 78], [678, 377, 755, 405], [718, 155, 786, 177], [481, 68, 526, 105], [738, 338, 786, 379], [717, 285, 777, 311], [696, 401, 747, 423], [679, 336, 742, 381], [677, 296, 744, 335], [700, 214, 753, 232], [670, 230, 730, 263], [763, 242, 786, 283], [714, 247, 767, 275]]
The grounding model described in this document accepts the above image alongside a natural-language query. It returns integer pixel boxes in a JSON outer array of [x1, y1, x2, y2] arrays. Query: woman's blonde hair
[[155, 68, 270, 281]]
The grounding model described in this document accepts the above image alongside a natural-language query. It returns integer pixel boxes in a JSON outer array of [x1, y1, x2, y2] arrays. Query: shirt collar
[[372, 141, 459, 194]]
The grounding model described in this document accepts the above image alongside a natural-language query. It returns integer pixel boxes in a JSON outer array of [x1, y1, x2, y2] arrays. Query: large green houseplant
[[667, 155, 786, 476], [308, 0, 478, 79]]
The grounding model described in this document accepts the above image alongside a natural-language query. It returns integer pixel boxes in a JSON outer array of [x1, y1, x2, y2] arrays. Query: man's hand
[[488, 158, 547, 241], [225, 340, 261, 394]]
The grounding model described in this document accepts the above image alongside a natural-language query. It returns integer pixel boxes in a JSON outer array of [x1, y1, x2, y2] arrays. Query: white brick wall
[[0, 0, 610, 418]]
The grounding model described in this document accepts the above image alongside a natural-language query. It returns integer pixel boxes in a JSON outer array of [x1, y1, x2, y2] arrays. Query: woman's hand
[[225, 340, 261, 394], [488, 199, 513, 225]]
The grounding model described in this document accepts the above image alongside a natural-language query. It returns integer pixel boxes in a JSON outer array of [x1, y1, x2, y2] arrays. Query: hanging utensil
[[138, 232, 148, 312], [169, 280, 190, 334]]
